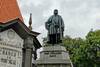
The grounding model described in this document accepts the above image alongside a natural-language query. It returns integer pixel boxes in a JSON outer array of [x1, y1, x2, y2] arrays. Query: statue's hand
[[55, 24, 59, 29], [62, 27, 64, 31]]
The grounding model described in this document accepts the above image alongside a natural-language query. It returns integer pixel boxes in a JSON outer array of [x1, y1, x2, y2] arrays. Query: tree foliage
[[62, 30, 100, 67]]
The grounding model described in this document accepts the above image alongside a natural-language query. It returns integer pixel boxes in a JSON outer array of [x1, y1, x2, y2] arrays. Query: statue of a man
[[45, 9, 64, 44]]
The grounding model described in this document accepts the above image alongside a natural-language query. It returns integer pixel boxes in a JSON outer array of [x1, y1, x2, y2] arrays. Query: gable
[[0, 29, 23, 67], [0, 18, 41, 49], [0, 29, 23, 48]]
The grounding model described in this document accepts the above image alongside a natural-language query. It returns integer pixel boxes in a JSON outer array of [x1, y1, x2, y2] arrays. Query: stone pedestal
[[35, 44, 72, 67]]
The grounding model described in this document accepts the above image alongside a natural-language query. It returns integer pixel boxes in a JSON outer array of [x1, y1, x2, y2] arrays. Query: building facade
[[0, 0, 41, 67], [0, 29, 23, 67], [0, 0, 24, 67]]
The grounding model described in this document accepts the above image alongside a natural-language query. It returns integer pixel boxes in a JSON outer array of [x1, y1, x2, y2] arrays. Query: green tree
[[86, 29, 100, 67], [62, 36, 89, 67], [63, 29, 100, 67]]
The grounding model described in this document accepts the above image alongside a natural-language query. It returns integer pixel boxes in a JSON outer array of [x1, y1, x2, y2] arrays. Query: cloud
[[60, 0, 100, 37], [17, 0, 100, 43]]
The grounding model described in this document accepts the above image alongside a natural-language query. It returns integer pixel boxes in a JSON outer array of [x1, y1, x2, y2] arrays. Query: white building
[[0, 0, 41, 67], [0, 29, 23, 67]]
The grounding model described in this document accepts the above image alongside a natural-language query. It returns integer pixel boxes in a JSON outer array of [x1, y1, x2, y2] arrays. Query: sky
[[17, 0, 100, 44]]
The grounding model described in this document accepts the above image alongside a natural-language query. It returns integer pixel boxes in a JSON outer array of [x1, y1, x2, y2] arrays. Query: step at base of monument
[[36, 64, 71, 67]]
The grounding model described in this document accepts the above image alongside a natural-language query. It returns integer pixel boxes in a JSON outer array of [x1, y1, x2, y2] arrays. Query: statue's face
[[54, 10, 58, 15]]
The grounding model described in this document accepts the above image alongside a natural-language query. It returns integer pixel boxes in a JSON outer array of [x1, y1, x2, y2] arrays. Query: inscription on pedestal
[[35, 46, 72, 67], [44, 51, 62, 57]]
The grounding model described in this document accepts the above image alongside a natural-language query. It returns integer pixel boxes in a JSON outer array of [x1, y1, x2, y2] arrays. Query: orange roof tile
[[0, 0, 23, 23]]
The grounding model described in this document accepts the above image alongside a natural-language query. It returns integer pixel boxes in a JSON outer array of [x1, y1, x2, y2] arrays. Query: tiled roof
[[0, 0, 23, 23]]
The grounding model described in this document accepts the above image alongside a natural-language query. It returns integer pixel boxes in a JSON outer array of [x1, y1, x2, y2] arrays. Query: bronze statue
[[45, 9, 64, 44]]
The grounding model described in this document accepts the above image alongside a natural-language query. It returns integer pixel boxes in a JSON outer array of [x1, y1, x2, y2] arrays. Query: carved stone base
[[35, 44, 72, 67]]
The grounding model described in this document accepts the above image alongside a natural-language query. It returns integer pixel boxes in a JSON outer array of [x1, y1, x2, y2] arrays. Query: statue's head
[[54, 9, 58, 15]]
